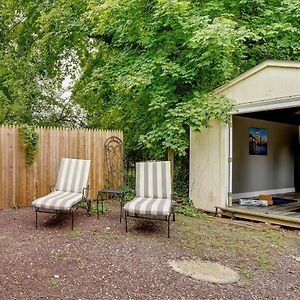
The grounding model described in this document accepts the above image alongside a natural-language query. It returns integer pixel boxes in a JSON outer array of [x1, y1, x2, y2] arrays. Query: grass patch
[[237, 262, 251, 274], [90, 202, 108, 214], [175, 214, 296, 274], [176, 205, 208, 219], [95, 231, 119, 241], [64, 230, 83, 238], [48, 277, 60, 286], [263, 230, 289, 247], [51, 250, 66, 261], [253, 255, 274, 272], [98, 232, 118, 241], [77, 201, 108, 214], [174, 196, 208, 219], [51, 249, 81, 264]]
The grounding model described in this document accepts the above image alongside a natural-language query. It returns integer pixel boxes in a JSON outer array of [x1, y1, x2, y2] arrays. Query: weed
[[74, 257, 81, 263], [96, 231, 118, 241], [92, 202, 108, 214], [212, 239, 225, 249], [12, 202, 23, 209], [102, 232, 118, 241], [201, 254, 210, 261], [48, 277, 60, 286], [64, 230, 83, 238], [263, 230, 287, 247], [77, 201, 108, 214], [51, 250, 66, 261], [254, 255, 274, 272], [51, 249, 81, 264], [122, 185, 135, 202], [237, 262, 251, 274], [176, 205, 208, 219], [225, 240, 249, 254]]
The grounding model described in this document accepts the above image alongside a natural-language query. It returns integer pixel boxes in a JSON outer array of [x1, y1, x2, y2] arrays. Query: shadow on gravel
[[132, 219, 164, 233]]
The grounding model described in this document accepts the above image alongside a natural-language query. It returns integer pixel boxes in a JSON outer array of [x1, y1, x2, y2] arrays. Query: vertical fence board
[[7, 126, 14, 208], [0, 125, 123, 209], [0, 127, 3, 208]]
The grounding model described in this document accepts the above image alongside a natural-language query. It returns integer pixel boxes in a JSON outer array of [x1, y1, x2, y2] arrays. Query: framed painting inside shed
[[249, 127, 268, 155]]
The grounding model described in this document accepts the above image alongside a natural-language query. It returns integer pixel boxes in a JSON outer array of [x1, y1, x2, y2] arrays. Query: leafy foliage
[[176, 205, 208, 219], [73, 0, 300, 158], [19, 124, 39, 165], [0, 0, 88, 127], [74, 0, 239, 157], [1, 1, 300, 189]]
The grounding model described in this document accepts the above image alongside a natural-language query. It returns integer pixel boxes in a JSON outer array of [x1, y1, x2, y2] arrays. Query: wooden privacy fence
[[0, 125, 123, 209]]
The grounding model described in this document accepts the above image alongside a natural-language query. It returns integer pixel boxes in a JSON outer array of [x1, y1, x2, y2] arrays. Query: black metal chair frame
[[124, 200, 176, 238], [35, 187, 90, 230]]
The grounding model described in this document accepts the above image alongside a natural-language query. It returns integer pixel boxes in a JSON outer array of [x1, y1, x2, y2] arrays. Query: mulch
[[0, 203, 299, 300]]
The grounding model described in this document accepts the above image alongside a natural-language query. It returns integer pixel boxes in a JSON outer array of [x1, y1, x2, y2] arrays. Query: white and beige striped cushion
[[55, 158, 91, 193], [32, 158, 90, 211], [136, 161, 171, 199], [124, 161, 172, 216], [123, 197, 172, 216], [32, 191, 82, 211]]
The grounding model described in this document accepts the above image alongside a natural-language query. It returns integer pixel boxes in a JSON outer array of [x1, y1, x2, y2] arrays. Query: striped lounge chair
[[32, 158, 91, 230], [123, 161, 175, 238]]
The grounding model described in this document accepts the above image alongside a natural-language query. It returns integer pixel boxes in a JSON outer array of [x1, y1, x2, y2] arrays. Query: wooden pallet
[[215, 204, 300, 229]]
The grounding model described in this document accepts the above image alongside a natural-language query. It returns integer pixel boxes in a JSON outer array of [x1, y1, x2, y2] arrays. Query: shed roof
[[215, 60, 300, 105]]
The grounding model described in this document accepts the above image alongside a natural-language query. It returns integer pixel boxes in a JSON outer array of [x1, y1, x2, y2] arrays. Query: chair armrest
[[82, 186, 90, 199], [171, 199, 177, 209]]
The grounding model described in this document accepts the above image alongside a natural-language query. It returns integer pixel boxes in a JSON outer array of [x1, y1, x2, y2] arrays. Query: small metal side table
[[96, 189, 124, 223]]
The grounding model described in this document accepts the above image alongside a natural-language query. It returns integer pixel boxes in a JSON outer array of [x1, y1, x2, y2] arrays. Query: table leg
[[119, 198, 122, 223], [96, 192, 100, 219], [101, 192, 104, 214]]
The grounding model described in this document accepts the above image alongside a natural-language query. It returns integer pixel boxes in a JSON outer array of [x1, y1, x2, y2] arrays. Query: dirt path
[[0, 204, 299, 300]]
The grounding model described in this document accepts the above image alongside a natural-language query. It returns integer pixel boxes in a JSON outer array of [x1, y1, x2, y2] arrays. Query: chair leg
[[96, 197, 99, 219], [71, 210, 74, 230], [125, 211, 128, 232], [119, 199, 123, 223], [101, 192, 104, 215], [167, 215, 170, 238], [35, 208, 38, 228], [172, 210, 176, 221], [86, 198, 91, 216], [96, 191, 101, 219]]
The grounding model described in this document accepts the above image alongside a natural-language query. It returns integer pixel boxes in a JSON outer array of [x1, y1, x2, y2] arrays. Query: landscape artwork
[[249, 127, 268, 155]]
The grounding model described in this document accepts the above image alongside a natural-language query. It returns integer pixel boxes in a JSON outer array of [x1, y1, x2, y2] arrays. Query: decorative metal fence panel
[[0, 125, 123, 209]]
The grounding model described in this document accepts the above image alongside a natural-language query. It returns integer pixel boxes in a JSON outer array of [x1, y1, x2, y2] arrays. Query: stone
[[169, 260, 239, 284], [293, 256, 300, 262]]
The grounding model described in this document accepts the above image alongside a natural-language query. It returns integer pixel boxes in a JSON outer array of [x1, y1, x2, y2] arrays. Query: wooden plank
[[0, 126, 3, 208], [89, 129, 95, 198], [7, 126, 14, 208], [218, 209, 300, 229], [94, 130, 102, 196], [216, 206, 300, 229], [0, 126, 6, 208]]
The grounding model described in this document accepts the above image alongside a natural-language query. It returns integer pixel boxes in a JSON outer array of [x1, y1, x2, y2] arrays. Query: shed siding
[[220, 66, 300, 104], [223, 67, 300, 104]]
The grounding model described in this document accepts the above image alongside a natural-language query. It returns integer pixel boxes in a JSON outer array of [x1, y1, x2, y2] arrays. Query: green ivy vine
[[19, 124, 39, 165]]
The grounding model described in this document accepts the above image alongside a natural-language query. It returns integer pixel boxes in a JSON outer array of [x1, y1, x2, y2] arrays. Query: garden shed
[[190, 60, 300, 228]]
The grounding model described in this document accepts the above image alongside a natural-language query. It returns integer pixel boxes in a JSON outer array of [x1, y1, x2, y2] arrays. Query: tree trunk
[[167, 147, 175, 183]]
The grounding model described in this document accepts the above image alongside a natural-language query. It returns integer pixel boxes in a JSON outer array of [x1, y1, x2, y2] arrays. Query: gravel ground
[[0, 203, 299, 300]]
